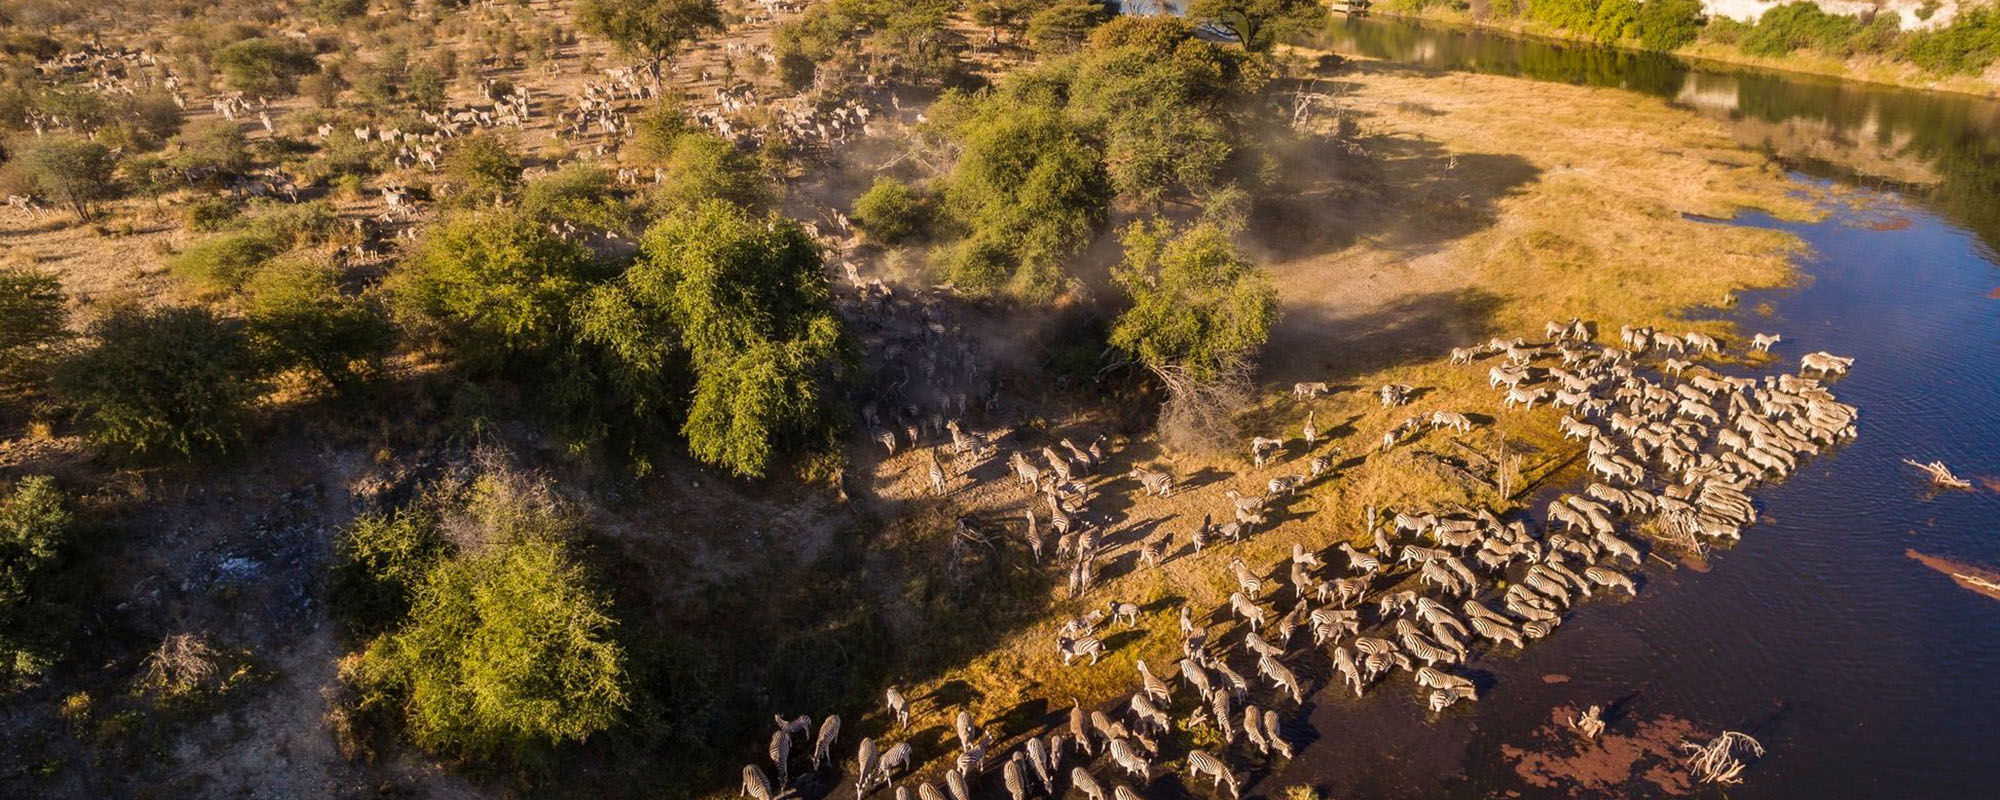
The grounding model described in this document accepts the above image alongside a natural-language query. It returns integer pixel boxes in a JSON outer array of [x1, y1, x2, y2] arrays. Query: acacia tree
[[1110, 220, 1278, 451], [576, 0, 724, 59], [12, 135, 115, 221]]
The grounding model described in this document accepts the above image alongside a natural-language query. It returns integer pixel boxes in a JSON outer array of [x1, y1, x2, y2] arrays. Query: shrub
[[852, 176, 927, 245], [168, 231, 281, 293], [213, 38, 320, 96], [521, 164, 634, 235], [244, 257, 397, 395], [330, 504, 446, 637], [8, 135, 115, 221], [389, 209, 603, 362], [1904, 6, 2000, 74], [184, 196, 240, 231], [576, 0, 724, 57], [1026, 0, 1111, 54], [443, 132, 523, 204], [1, 476, 83, 692], [244, 199, 342, 247], [651, 132, 772, 213], [0, 268, 69, 388], [626, 97, 691, 164], [174, 119, 251, 177], [55, 305, 267, 457], [1738, 2, 1865, 57], [1634, 0, 1704, 50], [937, 102, 1111, 298], [351, 533, 627, 759]]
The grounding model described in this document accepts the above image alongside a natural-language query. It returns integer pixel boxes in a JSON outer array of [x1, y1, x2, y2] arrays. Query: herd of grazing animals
[[738, 317, 1852, 797]]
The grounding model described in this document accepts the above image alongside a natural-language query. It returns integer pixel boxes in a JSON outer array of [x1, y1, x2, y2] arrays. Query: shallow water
[[1245, 18, 2000, 800]]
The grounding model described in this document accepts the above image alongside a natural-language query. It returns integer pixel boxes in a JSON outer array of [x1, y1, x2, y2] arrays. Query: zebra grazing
[[1129, 467, 1174, 497], [1003, 756, 1029, 800], [1264, 709, 1294, 758], [812, 715, 840, 772], [1250, 436, 1285, 467], [1469, 614, 1526, 649], [1131, 693, 1170, 734], [885, 687, 909, 728], [769, 728, 791, 786], [1186, 750, 1241, 799], [1136, 659, 1173, 703], [1431, 410, 1473, 433], [1293, 381, 1330, 398], [1069, 767, 1106, 800], [856, 738, 879, 793], [1108, 738, 1150, 781], [1594, 531, 1643, 564], [1109, 600, 1140, 627], [1229, 592, 1267, 630], [1751, 332, 1781, 352], [1241, 704, 1269, 755], [880, 740, 913, 779], [1258, 654, 1303, 704]]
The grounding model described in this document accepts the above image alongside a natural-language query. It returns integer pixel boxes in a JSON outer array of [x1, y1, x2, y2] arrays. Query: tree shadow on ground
[[1263, 288, 1509, 387]]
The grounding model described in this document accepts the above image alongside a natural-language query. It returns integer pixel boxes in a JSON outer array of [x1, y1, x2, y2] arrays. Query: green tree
[[1026, 0, 1111, 55], [1635, 0, 1704, 50], [625, 95, 691, 164], [627, 201, 846, 477], [244, 257, 397, 395], [970, 0, 1037, 43], [1904, 5, 2000, 74], [651, 132, 773, 213], [55, 305, 267, 457], [443, 132, 524, 205], [10, 135, 115, 221], [576, 0, 724, 58], [852, 176, 927, 245], [1110, 220, 1277, 449], [522, 164, 635, 236], [0, 268, 69, 388], [213, 38, 320, 96], [354, 535, 627, 758], [1185, 0, 1327, 51], [0, 476, 82, 691], [937, 101, 1111, 299], [167, 231, 281, 293], [331, 504, 446, 637], [389, 209, 603, 364]]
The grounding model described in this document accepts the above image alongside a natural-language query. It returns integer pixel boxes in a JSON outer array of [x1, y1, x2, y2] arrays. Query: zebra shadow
[[1100, 628, 1147, 654], [993, 696, 1051, 735], [1141, 594, 1185, 615], [1111, 515, 1174, 548], [925, 679, 981, 709], [1178, 466, 1232, 492]]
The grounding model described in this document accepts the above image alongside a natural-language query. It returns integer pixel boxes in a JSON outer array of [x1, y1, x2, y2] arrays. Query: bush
[[0, 268, 69, 388], [1634, 0, 1704, 50], [55, 305, 267, 457], [443, 132, 523, 204], [1026, 0, 1110, 54], [1738, 2, 1866, 57], [651, 132, 772, 213], [937, 101, 1111, 298], [626, 97, 691, 164], [1904, 6, 2000, 74], [8, 135, 115, 221], [852, 176, 927, 245], [521, 164, 634, 235], [184, 196, 240, 231], [244, 199, 342, 247], [174, 119, 251, 177], [576, 0, 724, 57], [0, 476, 83, 691], [244, 257, 397, 395], [350, 532, 627, 759], [213, 38, 320, 96], [389, 209, 604, 362], [168, 231, 281, 293], [331, 504, 446, 638]]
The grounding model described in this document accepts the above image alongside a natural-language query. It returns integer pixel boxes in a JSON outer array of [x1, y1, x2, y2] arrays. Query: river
[[1245, 16, 2000, 800]]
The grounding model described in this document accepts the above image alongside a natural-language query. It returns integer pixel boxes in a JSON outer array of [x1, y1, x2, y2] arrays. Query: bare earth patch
[[1500, 705, 1700, 797]]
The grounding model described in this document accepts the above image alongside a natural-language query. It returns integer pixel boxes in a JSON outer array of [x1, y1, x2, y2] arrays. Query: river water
[[1247, 17, 2000, 800]]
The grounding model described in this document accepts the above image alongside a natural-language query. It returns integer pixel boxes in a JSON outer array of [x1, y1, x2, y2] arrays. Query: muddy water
[[1243, 19, 2000, 800]]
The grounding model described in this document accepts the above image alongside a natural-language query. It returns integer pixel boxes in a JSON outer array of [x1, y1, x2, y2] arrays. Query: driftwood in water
[[1903, 458, 1971, 489], [1681, 731, 1764, 785]]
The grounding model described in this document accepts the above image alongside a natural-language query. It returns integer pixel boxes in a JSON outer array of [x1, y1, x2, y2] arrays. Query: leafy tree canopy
[[10, 134, 115, 221], [244, 257, 397, 396], [0, 267, 69, 388], [213, 38, 320, 96], [390, 209, 605, 364], [55, 305, 267, 457], [1110, 220, 1278, 383], [0, 476, 82, 691], [1186, 0, 1328, 52], [576, 0, 724, 58]]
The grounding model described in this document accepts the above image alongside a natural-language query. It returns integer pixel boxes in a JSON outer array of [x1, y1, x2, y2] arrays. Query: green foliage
[[244, 199, 343, 248], [522, 164, 635, 235], [1738, 2, 1868, 56], [174, 118, 251, 177], [852, 176, 927, 245], [771, 0, 963, 90], [651, 132, 772, 213], [213, 38, 320, 96], [184, 196, 240, 231], [0, 268, 69, 388], [626, 201, 847, 477], [1186, 0, 1327, 51], [1026, 0, 1111, 55], [353, 531, 627, 759], [55, 305, 266, 457], [9, 134, 115, 221], [312, 0, 369, 24], [1634, 0, 1704, 50], [1528, 0, 1640, 44], [970, 0, 1037, 40], [390, 209, 603, 363], [331, 504, 446, 638], [1109, 220, 1278, 383], [626, 96, 692, 164], [444, 132, 524, 204], [936, 100, 1111, 298], [168, 231, 281, 293], [244, 257, 397, 395], [576, 0, 724, 58], [0, 476, 82, 691], [1904, 5, 2000, 74]]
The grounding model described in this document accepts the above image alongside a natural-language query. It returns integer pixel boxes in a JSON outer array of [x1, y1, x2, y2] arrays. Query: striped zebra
[[769, 728, 790, 786], [1241, 704, 1269, 755], [918, 782, 948, 800], [1303, 410, 1319, 447], [1339, 543, 1381, 574], [1108, 738, 1149, 781], [1068, 767, 1106, 800], [1136, 659, 1173, 703], [1538, 561, 1593, 598], [955, 709, 977, 749], [1429, 684, 1477, 712], [1214, 659, 1252, 698], [1522, 617, 1560, 639], [1210, 687, 1235, 743], [855, 737, 878, 793], [1186, 750, 1242, 799], [1138, 535, 1166, 570], [880, 740, 913, 778], [812, 715, 840, 772], [743, 765, 776, 800], [1415, 665, 1475, 694], [1009, 451, 1041, 493], [1584, 566, 1639, 595], [1244, 630, 1283, 659], [875, 428, 898, 455], [1594, 530, 1642, 564], [1129, 467, 1174, 497], [1026, 736, 1053, 790], [1003, 756, 1028, 800], [946, 767, 970, 800], [1061, 634, 1103, 665], [1229, 558, 1264, 598], [1042, 446, 1075, 484], [1332, 646, 1365, 696], [1114, 786, 1144, 800], [1229, 592, 1267, 630], [1130, 693, 1170, 734], [1265, 709, 1294, 758], [1470, 614, 1526, 649], [1070, 699, 1093, 754], [1258, 654, 1303, 704], [927, 449, 948, 496], [1180, 657, 1214, 697], [1091, 710, 1130, 744], [885, 687, 909, 729]]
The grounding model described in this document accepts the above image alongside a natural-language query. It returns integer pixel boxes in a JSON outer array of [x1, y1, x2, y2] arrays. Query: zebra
[[1379, 383, 1415, 406], [1070, 699, 1093, 754], [1302, 410, 1320, 447], [1595, 531, 1642, 564], [1091, 710, 1130, 745], [1180, 658, 1215, 698], [1268, 473, 1306, 496], [927, 449, 948, 496], [1114, 787, 1143, 800], [1130, 693, 1170, 734], [1682, 332, 1721, 352], [1309, 453, 1333, 478], [946, 768, 971, 800], [886, 687, 909, 729], [1751, 332, 1781, 352], [1431, 410, 1474, 432], [955, 709, 978, 749], [1210, 686, 1236, 743], [1069, 767, 1106, 800], [1293, 381, 1330, 398], [1258, 654, 1303, 704], [1332, 645, 1365, 696], [1243, 629, 1283, 659], [1339, 543, 1381, 574], [1109, 600, 1140, 627], [1061, 437, 1097, 474], [1060, 635, 1104, 665], [1522, 617, 1559, 639], [1450, 346, 1478, 364], [1186, 750, 1241, 799], [856, 737, 879, 793], [1129, 467, 1174, 497], [1800, 351, 1853, 376], [1044, 446, 1075, 483], [1584, 566, 1639, 595], [769, 728, 791, 786], [1009, 451, 1042, 493], [812, 715, 840, 772], [1265, 709, 1294, 758], [875, 429, 899, 455], [1229, 592, 1267, 630], [1003, 756, 1029, 800], [1241, 704, 1269, 755], [880, 740, 913, 779], [1026, 737, 1053, 790], [1429, 685, 1477, 712], [1250, 436, 1285, 467], [1230, 558, 1264, 597], [1138, 534, 1167, 570], [744, 764, 777, 799], [1108, 738, 1149, 781], [918, 783, 948, 800], [1469, 614, 1526, 649]]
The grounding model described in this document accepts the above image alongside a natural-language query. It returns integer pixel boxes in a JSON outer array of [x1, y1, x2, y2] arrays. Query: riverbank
[[828, 55, 1822, 798], [1347, 8, 2000, 99]]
